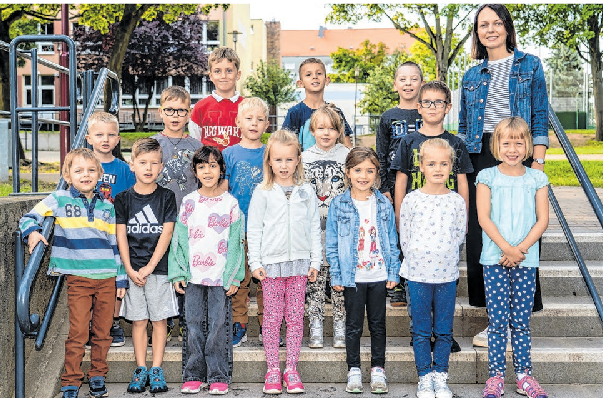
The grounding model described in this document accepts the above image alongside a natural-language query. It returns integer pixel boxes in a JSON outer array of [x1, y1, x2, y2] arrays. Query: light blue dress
[[476, 166, 549, 267]]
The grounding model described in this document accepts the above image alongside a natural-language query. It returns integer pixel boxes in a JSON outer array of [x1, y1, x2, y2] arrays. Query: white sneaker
[[432, 372, 453, 398], [473, 326, 512, 351], [416, 372, 435, 398], [370, 367, 388, 393], [346, 367, 363, 393]]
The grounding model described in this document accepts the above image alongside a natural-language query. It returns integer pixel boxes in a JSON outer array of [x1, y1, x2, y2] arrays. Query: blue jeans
[[484, 265, 536, 377], [183, 284, 233, 384], [407, 280, 456, 376]]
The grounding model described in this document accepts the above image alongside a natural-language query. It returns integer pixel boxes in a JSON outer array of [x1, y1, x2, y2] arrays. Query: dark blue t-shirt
[[223, 144, 265, 230], [97, 158, 136, 204]]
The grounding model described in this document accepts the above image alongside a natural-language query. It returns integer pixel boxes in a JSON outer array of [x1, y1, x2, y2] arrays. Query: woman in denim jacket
[[325, 147, 400, 394], [458, 4, 547, 346]]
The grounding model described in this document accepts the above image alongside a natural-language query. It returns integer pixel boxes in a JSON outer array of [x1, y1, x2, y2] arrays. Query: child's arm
[[224, 206, 246, 295], [247, 189, 267, 281], [325, 200, 343, 291], [138, 222, 175, 279], [343, 135, 352, 148], [476, 182, 526, 266], [394, 172, 408, 231], [457, 173, 470, 216], [517, 185, 549, 253], [168, 218, 191, 294], [455, 195, 468, 246], [376, 115, 392, 201], [384, 200, 401, 289], [116, 223, 144, 286], [19, 193, 57, 253], [307, 188, 322, 283], [398, 196, 412, 257]]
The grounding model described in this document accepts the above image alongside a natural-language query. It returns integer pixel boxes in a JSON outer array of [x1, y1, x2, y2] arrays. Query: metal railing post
[[30, 47, 39, 192], [14, 231, 25, 398]]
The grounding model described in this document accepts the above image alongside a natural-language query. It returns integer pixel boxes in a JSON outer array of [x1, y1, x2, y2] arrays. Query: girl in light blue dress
[[476, 117, 549, 398]]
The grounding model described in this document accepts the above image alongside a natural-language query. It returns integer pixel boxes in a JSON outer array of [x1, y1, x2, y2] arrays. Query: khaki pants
[[62, 275, 115, 387], [232, 238, 263, 325]]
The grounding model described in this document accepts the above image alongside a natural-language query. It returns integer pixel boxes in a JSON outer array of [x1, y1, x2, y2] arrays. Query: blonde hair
[[237, 97, 269, 118], [344, 147, 381, 189], [87, 111, 119, 132], [160, 85, 191, 107], [261, 130, 304, 189], [419, 138, 456, 165], [62, 148, 103, 183], [208, 47, 240, 71], [309, 104, 345, 144], [491, 117, 533, 161]]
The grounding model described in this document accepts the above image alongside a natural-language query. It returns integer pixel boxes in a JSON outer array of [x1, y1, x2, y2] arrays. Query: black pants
[[466, 133, 543, 311], [344, 281, 387, 369]]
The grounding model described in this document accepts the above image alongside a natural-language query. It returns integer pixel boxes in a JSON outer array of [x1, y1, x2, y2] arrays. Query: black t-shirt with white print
[[114, 185, 178, 275]]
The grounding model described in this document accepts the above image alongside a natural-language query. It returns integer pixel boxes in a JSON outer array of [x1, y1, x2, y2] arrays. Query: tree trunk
[[587, 14, 603, 141], [0, 20, 13, 112], [269, 104, 277, 132]]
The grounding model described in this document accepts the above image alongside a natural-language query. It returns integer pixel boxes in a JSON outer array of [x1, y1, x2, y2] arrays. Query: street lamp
[[228, 30, 242, 52], [353, 66, 359, 147]]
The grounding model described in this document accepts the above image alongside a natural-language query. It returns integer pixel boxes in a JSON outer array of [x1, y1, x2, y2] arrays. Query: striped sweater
[[19, 186, 128, 288]]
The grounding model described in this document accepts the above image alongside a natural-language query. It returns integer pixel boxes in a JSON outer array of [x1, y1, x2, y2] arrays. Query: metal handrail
[[0, 39, 70, 73], [548, 104, 603, 327]]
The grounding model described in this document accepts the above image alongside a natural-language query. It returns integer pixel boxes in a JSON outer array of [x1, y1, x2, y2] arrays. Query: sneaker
[[346, 367, 363, 393], [333, 320, 346, 348], [61, 386, 79, 398], [148, 367, 168, 393], [110, 323, 125, 347], [88, 376, 108, 398], [209, 382, 229, 395], [308, 319, 323, 348], [259, 326, 284, 347], [263, 368, 282, 394], [127, 366, 148, 393], [167, 319, 175, 342], [390, 283, 407, 307], [473, 327, 512, 351], [283, 368, 304, 393], [181, 381, 203, 393], [417, 372, 435, 398], [370, 367, 388, 394], [450, 337, 461, 353], [433, 372, 453, 398], [483, 373, 505, 398], [233, 322, 248, 347], [516, 376, 548, 398]]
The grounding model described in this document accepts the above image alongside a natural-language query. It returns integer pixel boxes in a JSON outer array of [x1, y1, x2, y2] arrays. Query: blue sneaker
[[233, 322, 247, 347], [88, 376, 108, 397], [149, 367, 168, 393], [127, 366, 148, 393], [61, 386, 79, 398], [110, 323, 125, 347]]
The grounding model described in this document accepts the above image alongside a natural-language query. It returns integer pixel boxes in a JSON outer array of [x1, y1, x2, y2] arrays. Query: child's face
[[498, 133, 527, 167], [346, 159, 377, 196], [419, 147, 453, 186], [236, 108, 269, 142], [269, 142, 300, 185], [86, 122, 120, 156], [394, 65, 423, 102], [297, 62, 329, 94], [209, 58, 241, 97], [64, 155, 101, 198], [194, 155, 222, 190], [417, 89, 452, 126], [159, 98, 191, 136], [130, 151, 163, 186], [311, 113, 340, 151]]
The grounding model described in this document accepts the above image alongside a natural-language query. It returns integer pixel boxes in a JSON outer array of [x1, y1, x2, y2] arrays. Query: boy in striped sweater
[[19, 148, 127, 398]]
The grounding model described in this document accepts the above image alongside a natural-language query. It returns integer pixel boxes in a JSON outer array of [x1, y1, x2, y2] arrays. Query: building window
[[38, 23, 55, 53], [24, 75, 55, 106], [207, 21, 219, 41]]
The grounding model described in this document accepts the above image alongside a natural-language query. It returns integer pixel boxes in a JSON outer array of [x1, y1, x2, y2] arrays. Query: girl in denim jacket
[[458, 4, 548, 338], [325, 147, 401, 394]]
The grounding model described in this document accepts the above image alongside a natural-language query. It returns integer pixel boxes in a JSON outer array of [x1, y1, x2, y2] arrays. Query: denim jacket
[[325, 189, 401, 287], [457, 49, 549, 153]]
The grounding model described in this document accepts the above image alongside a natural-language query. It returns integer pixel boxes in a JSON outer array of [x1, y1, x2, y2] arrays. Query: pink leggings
[[262, 276, 307, 370]]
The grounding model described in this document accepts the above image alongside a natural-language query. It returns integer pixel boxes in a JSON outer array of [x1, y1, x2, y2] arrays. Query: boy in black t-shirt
[[114, 138, 178, 393]]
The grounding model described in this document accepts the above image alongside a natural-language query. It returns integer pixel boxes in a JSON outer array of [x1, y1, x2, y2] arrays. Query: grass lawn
[[0, 179, 56, 197], [547, 139, 603, 154], [545, 160, 603, 187]]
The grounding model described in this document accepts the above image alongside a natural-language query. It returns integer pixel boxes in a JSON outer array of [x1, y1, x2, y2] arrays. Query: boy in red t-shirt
[[189, 47, 243, 151]]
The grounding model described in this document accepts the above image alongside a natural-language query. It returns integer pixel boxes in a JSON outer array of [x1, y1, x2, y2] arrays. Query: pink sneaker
[[181, 380, 203, 393], [282, 368, 304, 393], [209, 382, 229, 395], [516, 376, 548, 398], [263, 368, 282, 394], [483, 373, 505, 398]]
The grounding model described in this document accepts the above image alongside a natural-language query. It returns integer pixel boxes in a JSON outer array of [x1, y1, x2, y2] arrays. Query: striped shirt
[[19, 186, 127, 288], [483, 55, 513, 134]]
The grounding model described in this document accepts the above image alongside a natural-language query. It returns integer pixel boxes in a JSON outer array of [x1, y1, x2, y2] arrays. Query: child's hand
[[386, 281, 397, 289], [27, 231, 48, 254], [225, 285, 239, 296], [116, 288, 126, 299], [174, 280, 186, 294], [128, 270, 146, 287], [307, 268, 318, 283], [500, 246, 527, 267], [252, 268, 267, 281], [333, 285, 344, 292], [138, 265, 153, 280]]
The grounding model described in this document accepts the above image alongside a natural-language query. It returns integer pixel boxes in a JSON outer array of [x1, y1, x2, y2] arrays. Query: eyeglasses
[[162, 108, 189, 117], [419, 100, 448, 109]]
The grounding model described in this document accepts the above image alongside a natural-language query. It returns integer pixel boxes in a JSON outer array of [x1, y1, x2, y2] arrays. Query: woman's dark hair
[[191, 145, 226, 186], [471, 4, 517, 60]]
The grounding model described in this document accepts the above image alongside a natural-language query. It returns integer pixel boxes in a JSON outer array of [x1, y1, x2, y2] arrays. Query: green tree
[[329, 40, 388, 83], [244, 60, 297, 126], [508, 4, 603, 140], [327, 3, 475, 82], [545, 45, 584, 98]]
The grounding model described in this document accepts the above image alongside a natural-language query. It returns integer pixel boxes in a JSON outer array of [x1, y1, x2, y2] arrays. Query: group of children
[[18, 46, 549, 398]]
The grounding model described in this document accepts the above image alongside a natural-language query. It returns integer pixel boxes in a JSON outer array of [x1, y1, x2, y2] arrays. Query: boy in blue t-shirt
[[86, 111, 135, 347], [223, 97, 268, 347], [282, 57, 353, 149]]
